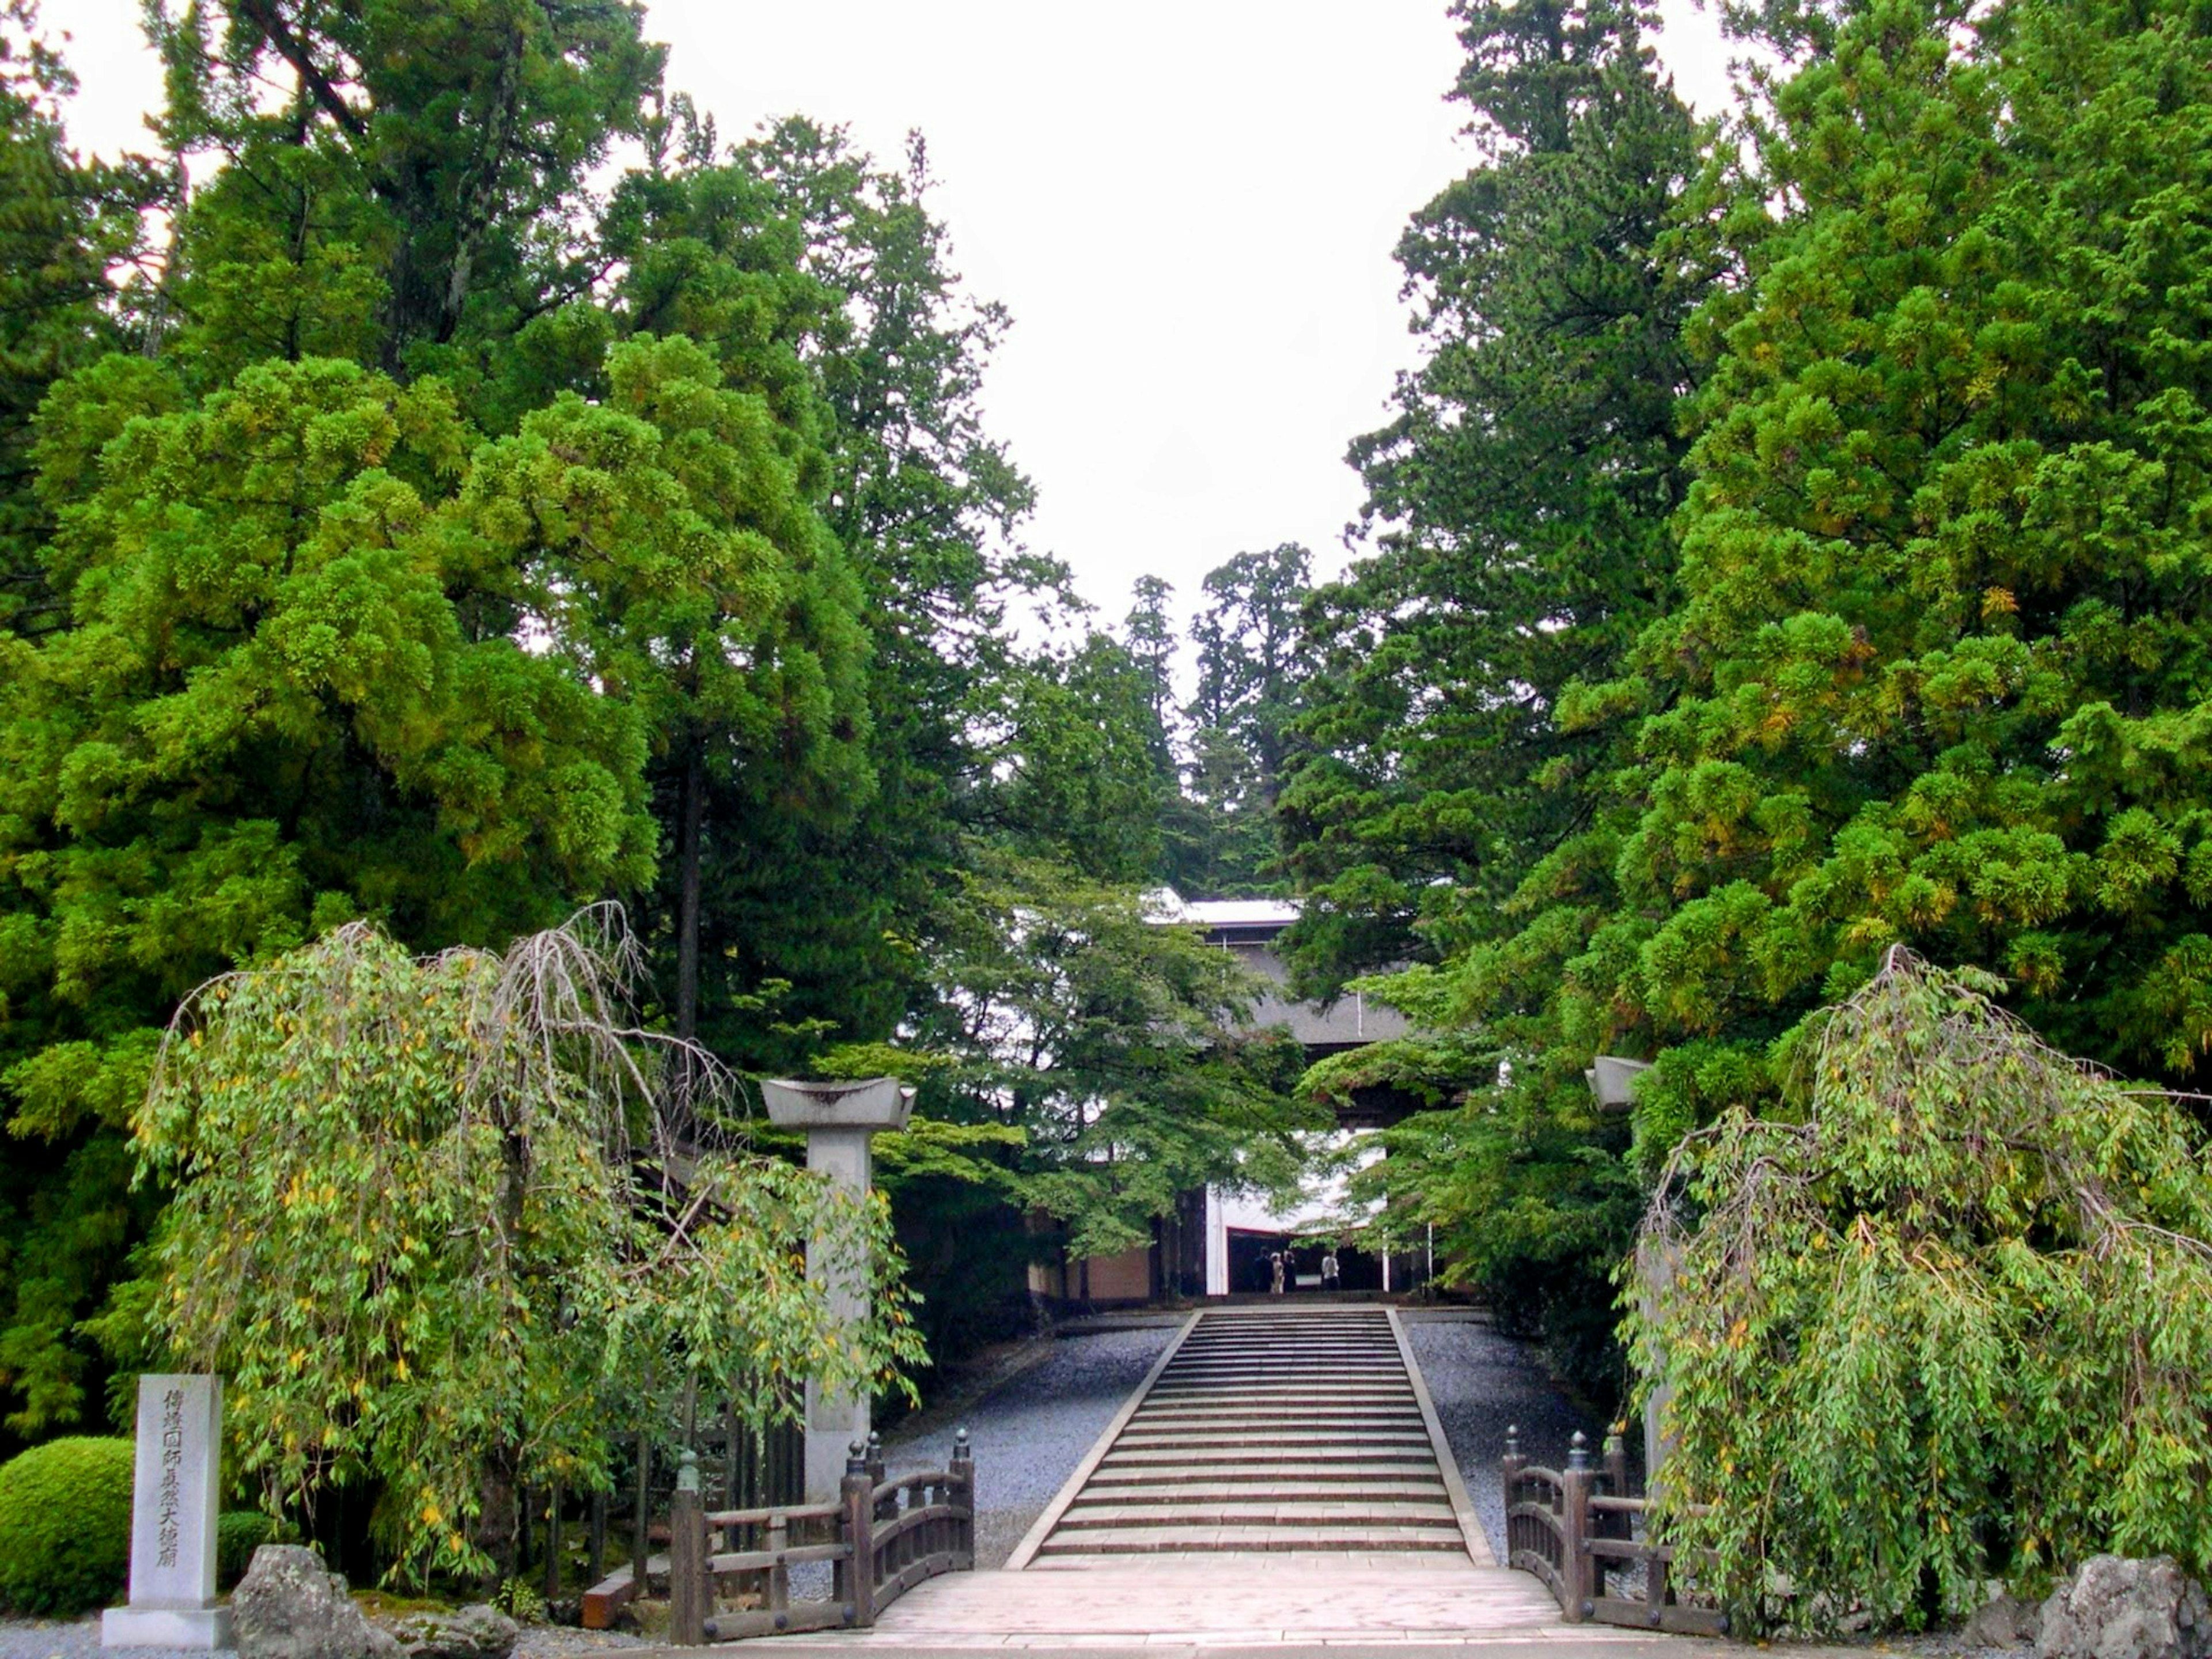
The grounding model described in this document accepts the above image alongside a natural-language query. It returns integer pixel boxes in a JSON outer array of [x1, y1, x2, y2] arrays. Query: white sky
[[39, 0, 1737, 640]]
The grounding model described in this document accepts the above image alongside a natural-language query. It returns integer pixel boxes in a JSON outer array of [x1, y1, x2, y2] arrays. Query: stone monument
[[103, 1374, 231, 1649], [760, 1077, 913, 1501]]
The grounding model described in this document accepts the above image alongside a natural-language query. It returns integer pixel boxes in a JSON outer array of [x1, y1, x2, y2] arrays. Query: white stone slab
[[103, 1604, 234, 1649], [120, 1375, 222, 1616]]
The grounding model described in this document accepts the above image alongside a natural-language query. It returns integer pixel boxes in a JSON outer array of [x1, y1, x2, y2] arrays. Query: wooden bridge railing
[[653, 1430, 974, 1643], [1503, 1426, 1726, 1637]]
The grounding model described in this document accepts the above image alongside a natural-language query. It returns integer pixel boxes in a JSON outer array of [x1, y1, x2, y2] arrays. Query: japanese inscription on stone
[[154, 1385, 184, 1568], [125, 1374, 219, 1609]]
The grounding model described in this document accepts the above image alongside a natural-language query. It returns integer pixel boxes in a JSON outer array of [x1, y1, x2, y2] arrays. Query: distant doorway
[[1225, 1228, 1384, 1293]]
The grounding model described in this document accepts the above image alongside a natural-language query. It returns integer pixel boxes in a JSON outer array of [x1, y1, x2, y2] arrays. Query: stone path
[[1010, 1305, 1487, 1562], [790, 1305, 1660, 1647], [816, 1552, 1662, 1647]]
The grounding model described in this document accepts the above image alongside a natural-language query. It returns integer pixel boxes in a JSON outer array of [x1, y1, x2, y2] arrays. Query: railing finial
[[1567, 1430, 1590, 1471], [953, 1426, 971, 1461], [1505, 1423, 1520, 1457], [846, 1437, 869, 1475], [675, 1446, 700, 1494]]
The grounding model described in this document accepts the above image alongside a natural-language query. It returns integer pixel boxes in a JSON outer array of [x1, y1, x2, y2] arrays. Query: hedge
[[0, 1437, 134, 1615]]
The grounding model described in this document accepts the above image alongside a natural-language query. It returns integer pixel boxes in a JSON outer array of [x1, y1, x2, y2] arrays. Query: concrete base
[[103, 1603, 234, 1648]]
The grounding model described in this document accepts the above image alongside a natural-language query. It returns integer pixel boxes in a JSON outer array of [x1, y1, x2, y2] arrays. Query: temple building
[[1027, 893, 1430, 1305]]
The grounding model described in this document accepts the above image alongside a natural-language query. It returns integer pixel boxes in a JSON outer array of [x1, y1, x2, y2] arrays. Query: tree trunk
[[675, 740, 705, 1041], [478, 1448, 521, 1590]]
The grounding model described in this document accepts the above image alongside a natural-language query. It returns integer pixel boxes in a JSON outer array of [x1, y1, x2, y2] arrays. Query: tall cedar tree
[[1281, 0, 1706, 996], [603, 116, 1063, 1070], [1561, 0, 2212, 1162], [1177, 543, 1311, 897], [0, 2, 873, 1440], [1277, 0, 1707, 1387], [0, 2, 157, 1447]]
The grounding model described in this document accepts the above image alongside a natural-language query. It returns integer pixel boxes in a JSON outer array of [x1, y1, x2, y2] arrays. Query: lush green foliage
[[135, 911, 921, 1581], [1170, 545, 1312, 897], [0, 1, 161, 1450], [0, 1434, 131, 1614], [1274, 0, 1706, 1393], [1282, 0, 1704, 990], [1631, 952, 2212, 1630], [916, 849, 1321, 1261], [1574, 0, 2212, 1120], [1279, 0, 2212, 1423], [0, 0, 1084, 1435]]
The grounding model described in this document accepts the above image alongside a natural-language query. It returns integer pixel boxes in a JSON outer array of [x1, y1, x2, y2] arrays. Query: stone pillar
[[761, 1078, 913, 1502], [1635, 1235, 1684, 1492], [103, 1375, 230, 1649]]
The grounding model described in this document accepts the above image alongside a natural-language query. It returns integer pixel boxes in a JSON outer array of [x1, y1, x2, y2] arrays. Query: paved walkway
[[806, 1553, 1671, 1647], [809, 1305, 1668, 1649]]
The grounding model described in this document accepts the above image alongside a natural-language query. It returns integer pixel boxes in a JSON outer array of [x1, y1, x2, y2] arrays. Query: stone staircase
[[1025, 1305, 1483, 1560]]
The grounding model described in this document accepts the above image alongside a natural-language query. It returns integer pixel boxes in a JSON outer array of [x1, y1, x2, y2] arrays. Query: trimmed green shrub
[[216, 1512, 286, 1591], [0, 1437, 134, 1615]]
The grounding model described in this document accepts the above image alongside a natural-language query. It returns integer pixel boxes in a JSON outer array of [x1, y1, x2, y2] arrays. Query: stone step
[[1090, 1461, 1446, 1486], [1132, 1407, 1424, 1424], [1058, 1501, 1459, 1528], [1157, 1369, 1404, 1383], [1138, 1396, 1422, 1411], [1070, 1486, 1451, 1513], [1099, 1446, 1441, 1469], [1140, 1402, 1418, 1416], [1167, 1354, 1402, 1361], [1028, 1307, 1477, 1570], [1070, 1480, 1450, 1506], [1149, 1381, 1415, 1396], [1114, 1430, 1433, 1451], [1036, 1524, 1466, 1555], [1171, 1344, 1397, 1357], [1154, 1368, 1410, 1380]]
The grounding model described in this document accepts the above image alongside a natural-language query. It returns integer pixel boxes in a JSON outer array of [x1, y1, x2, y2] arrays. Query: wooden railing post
[[668, 1450, 709, 1647], [766, 1513, 789, 1618], [1501, 1425, 1524, 1560], [840, 1440, 877, 1629], [631, 1428, 651, 1596], [951, 1427, 974, 1562], [1561, 1431, 1595, 1622], [867, 1432, 891, 1517]]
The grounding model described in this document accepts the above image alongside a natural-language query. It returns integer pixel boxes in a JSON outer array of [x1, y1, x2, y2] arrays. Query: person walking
[[1269, 1250, 1286, 1295], [1320, 1248, 1340, 1292]]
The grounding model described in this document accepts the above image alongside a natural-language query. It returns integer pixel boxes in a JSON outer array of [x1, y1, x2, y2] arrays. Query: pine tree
[[0, 1, 147, 641], [1281, 0, 1707, 995], [1174, 543, 1311, 896], [1569, 0, 2212, 1161], [0, 5, 876, 1436], [1273, 0, 1709, 1389]]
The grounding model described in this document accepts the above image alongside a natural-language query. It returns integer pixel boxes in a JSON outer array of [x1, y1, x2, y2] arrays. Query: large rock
[[379, 1604, 520, 1659], [2039, 1556, 2212, 1659], [232, 1544, 401, 1659], [1966, 1590, 2038, 1647]]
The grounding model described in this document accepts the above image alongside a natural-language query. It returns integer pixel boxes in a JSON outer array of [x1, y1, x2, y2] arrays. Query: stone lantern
[[761, 1077, 914, 1501]]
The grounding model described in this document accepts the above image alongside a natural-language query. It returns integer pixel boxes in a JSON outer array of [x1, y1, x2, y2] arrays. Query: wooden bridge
[[626, 1305, 1715, 1646]]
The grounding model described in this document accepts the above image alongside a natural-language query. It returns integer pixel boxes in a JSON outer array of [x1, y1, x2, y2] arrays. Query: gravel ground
[[1403, 1313, 1606, 1561], [0, 1609, 667, 1659], [874, 1321, 1180, 1570], [0, 1615, 101, 1659]]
